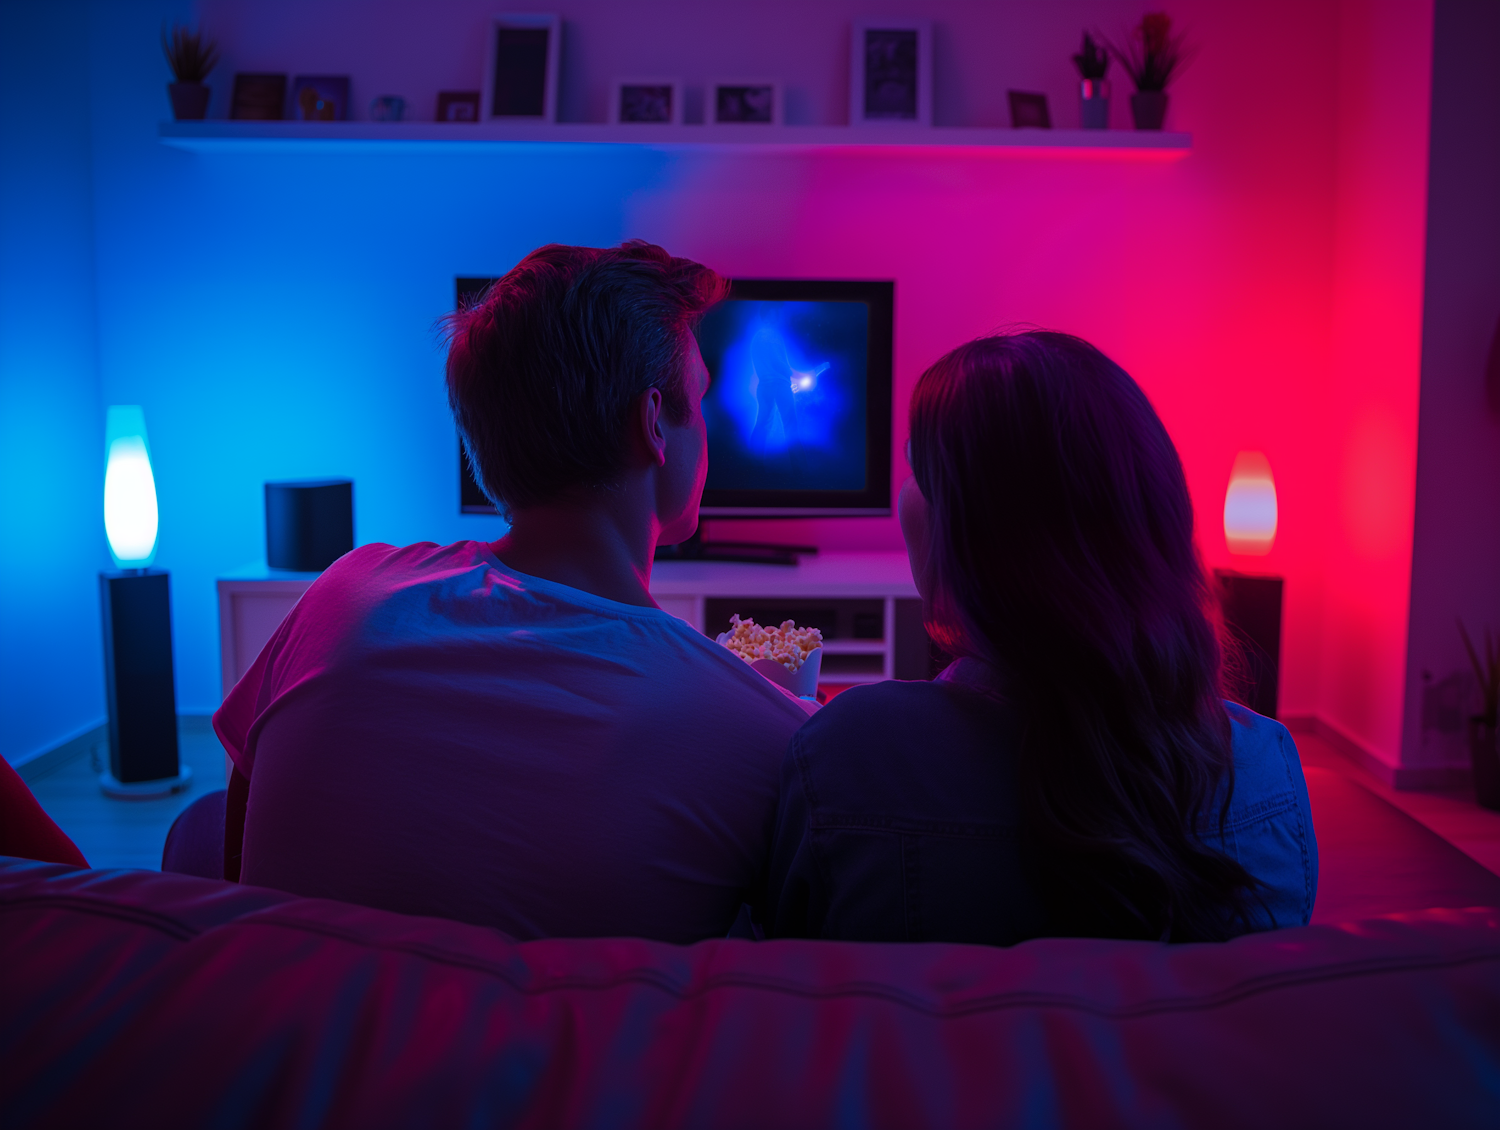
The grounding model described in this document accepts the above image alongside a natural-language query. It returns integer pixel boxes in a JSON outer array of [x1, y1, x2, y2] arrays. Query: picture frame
[[230, 73, 287, 121], [484, 13, 561, 121], [610, 79, 683, 125], [849, 18, 932, 127], [710, 80, 781, 125], [291, 75, 350, 122], [436, 91, 481, 123], [1007, 91, 1052, 129]]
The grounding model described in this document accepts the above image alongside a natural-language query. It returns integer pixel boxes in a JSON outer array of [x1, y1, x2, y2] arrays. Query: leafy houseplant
[[1110, 12, 1192, 130], [1459, 620, 1500, 810], [162, 24, 220, 121], [1072, 32, 1111, 130]]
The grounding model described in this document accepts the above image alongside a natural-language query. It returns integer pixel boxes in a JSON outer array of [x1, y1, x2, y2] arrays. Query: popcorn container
[[716, 615, 824, 699], [749, 647, 822, 698]]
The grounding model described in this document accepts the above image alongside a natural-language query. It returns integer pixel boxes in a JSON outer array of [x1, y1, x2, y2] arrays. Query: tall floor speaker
[[1214, 570, 1284, 719], [99, 571, 191, 798]]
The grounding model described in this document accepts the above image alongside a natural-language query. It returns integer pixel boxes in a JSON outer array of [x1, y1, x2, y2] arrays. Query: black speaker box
[[1215, 570, 1284, 719], [99, 571, 180, 783], [265, 479, 354, 572]]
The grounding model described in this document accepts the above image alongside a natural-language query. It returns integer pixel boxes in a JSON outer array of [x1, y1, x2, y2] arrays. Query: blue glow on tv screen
[[458, 277, 892, 517], [697, 279, 892, 516]]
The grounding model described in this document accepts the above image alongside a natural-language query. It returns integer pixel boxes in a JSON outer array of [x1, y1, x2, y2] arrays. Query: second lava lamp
[[99, 406, 191, 798], [1218, 450, 1283, 718]]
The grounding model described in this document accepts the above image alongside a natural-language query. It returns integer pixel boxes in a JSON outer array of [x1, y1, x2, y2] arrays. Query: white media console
[[217, 551, 926, 701]]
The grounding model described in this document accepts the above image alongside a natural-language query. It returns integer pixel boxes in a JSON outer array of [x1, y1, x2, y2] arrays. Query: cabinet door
[[217, 582, 314, 700]]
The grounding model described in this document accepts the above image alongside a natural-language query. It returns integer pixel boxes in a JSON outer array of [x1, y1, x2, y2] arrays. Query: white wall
[[1401, 0, 1500, 773]]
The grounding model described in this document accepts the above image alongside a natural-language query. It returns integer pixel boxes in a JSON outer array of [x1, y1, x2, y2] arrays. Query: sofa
[[3, 765, 1499, 1129]]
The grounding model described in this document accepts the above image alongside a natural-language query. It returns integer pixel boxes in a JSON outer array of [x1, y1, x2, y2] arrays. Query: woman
[[767, 332, 1316, 945]]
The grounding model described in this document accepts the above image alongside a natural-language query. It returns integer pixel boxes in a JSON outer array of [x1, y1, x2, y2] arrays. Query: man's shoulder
[[660, 629, 819, 726]]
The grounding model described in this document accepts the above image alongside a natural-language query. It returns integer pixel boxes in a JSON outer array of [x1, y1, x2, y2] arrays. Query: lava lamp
[[1223, 451, 1278, 556], [98, 406, 191, 798]]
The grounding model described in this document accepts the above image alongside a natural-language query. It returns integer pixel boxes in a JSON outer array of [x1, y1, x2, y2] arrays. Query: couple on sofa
[[213, 241, 1317, 947]]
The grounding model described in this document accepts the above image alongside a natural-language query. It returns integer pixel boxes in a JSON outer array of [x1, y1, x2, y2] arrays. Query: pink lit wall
[[4, 0, 1433, 741], [1308, 0, 1434, 777]]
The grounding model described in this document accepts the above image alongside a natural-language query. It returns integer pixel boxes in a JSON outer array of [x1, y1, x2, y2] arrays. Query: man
[[214, 242, 813, 943]]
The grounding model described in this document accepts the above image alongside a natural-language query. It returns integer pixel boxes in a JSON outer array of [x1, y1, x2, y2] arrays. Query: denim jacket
[[766, 661, 1318, 944]]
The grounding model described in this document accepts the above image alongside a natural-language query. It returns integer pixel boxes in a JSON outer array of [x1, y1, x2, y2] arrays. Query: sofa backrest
[[3, 855, 1498, 1129]]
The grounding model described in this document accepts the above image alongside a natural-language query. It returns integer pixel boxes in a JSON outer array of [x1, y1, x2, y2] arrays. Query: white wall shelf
[[159, 120, 1191, 158]]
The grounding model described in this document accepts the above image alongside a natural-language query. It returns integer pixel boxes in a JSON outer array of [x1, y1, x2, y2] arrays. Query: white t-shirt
[[213, 540, 814, 944]]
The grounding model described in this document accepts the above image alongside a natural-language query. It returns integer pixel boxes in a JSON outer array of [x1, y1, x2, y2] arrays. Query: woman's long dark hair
[[908, 332, 1259, 942]]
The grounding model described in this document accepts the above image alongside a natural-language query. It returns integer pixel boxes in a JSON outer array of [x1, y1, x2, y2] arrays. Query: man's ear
[[634, 387, 668, 468]]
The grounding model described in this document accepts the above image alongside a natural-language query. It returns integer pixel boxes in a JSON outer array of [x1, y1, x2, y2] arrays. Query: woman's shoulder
[[1222, 700, 1308, 812], [801, 678, 987, 738], [794, 678, 1017, 771], [787, 678, 1024, 826]]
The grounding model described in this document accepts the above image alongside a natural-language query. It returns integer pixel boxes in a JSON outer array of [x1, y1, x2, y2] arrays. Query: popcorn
[[718, 615, 823, 673]]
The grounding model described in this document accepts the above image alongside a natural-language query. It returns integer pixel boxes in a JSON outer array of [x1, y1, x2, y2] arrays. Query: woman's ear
[[633, 387, 668, 468]]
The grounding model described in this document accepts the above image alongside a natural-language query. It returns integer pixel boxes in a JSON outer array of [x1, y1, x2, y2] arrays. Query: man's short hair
[[443, 240, 728, 517]]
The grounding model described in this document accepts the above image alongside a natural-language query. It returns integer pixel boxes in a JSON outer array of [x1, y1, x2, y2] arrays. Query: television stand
[[653, 524, 817, 567]]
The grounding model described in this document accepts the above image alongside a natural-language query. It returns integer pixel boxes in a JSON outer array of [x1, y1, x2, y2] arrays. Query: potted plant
[[1072, 32, 1111, 130], [1460, 621, 1500, 810], [1110, 12, 1191, 130], [162, 24, 219, 121]]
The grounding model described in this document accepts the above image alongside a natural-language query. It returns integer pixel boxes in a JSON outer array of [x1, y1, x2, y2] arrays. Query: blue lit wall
[[84, 3, 672, 712], [3, 0, 1426, 766], [0, 0, 108, 766]]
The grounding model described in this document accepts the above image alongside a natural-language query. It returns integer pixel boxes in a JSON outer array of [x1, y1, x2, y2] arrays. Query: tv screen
[[457, 277, 893, 518], [697, 279, 892, 516]]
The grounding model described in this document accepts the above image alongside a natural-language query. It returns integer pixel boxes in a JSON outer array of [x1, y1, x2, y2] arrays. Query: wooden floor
[[23, 715, 1500, 880], [1290, 730, 1500, 877], [26, 716, 227, 871]]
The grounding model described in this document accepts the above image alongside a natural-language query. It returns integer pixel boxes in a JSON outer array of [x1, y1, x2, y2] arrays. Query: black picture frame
[[484, 14, 560, 121], [436, 91, 481, 123], [850, 19, 931, 127], [713, 83, 778, 125], [863, 30, 918, 119], [230, 73, 287, 121], [291, 75, 350, 122], [1007, 91, 1052, 129], [616, 82, 677, 124]]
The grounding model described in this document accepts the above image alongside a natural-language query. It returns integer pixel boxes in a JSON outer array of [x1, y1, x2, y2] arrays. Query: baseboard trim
[[13, 721, 107, 784], [1282, 712, 1471, 791], [12, 714, 214, 785]]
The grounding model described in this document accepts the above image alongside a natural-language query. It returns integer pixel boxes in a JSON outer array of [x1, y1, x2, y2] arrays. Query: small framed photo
[[850, 18, 932, 127], [611, 79, 683, 125], [436, 91, 481, 122], [230, 73, 287, 121], [292, 75, 350, 121], [484, 13, 561, 121], [1007, 91, 1051, 129], [711, 80, 781, 125]]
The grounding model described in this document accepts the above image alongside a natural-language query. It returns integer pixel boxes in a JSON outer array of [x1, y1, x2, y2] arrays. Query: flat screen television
[[457, 277, 894, 526]]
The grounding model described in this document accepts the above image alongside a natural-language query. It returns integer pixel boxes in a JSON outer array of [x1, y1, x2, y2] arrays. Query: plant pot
[[1079, 79, 1110, 130], [1469, 717, 1500, 811], [168, 82, 211, 121], [1130, 90, 1168, 130]]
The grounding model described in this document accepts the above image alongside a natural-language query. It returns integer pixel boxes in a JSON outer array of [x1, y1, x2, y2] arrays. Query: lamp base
[[99, 765, 193, 800]]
